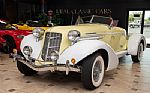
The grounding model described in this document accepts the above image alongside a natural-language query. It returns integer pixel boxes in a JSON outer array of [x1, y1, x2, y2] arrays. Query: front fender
[[20, 34, 43, 60], [57, 40, 119, 71], [128, 34, 146, 55]]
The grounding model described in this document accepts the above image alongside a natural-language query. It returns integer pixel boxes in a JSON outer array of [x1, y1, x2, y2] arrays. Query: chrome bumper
[[11, 53, 81, 75]]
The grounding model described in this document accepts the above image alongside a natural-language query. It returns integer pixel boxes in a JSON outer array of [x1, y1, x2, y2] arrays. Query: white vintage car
[[13, 15, 146, 89]]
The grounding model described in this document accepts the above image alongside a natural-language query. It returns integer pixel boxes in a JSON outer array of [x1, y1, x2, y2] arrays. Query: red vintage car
[[0, 20, 32, 53]]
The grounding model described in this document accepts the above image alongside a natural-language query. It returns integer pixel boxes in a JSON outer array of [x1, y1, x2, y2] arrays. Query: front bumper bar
[[11, 53, 80, 75]]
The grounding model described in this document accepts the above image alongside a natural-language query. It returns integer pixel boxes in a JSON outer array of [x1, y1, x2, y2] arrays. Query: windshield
[[77, 15, 113, 25], [92, 16, 112, 25], [81, 16, 92, 23]]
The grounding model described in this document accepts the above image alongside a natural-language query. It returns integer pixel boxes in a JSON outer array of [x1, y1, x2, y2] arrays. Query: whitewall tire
[[131, 43, 144, 62], [81, 53, 105, 89]]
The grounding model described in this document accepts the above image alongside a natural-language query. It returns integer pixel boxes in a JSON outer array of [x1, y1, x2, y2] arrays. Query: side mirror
[[109, 20, 119, 29], [112, 20, 119, 27]]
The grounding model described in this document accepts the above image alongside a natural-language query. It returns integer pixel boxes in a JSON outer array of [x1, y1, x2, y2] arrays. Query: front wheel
[[131, 43, 144, 62], [3, 37, 15, 53], [17, 61, 38, 76], [81, 53, 105, 89]]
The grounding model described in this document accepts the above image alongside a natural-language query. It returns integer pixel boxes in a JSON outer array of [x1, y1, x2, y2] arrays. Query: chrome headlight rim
[[50, 50, 59, 61], [68, 30, 80, 41], [23, 46, 33, 56], [32, 27, 45, 38]]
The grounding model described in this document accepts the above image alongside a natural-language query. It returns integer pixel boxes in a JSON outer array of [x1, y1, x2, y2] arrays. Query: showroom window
[[128, 10, 150, 44]]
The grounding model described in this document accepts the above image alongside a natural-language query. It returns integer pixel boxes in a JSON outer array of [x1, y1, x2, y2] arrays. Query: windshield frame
[[76, 15, 113, 25]]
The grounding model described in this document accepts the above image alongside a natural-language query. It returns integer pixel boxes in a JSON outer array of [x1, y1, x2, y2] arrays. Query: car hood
[[44, 24, 124, 53], [46, 24, 124, 36], [47, 24, 110, 35]]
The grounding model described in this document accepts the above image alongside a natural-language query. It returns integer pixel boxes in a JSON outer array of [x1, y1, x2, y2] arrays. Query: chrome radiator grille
[[41, 32, 62, 61]]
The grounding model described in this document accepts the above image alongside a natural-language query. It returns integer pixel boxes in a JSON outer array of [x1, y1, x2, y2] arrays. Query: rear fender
[[128, 34, 146, 55]]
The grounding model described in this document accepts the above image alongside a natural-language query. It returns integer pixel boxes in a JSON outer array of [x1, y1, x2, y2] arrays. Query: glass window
[[128, 11, 143, 34]]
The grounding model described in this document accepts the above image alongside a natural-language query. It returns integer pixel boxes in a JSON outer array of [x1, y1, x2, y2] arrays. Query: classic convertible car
[[12, 20, 50, 30], [0, 20, 49, 53], [13, 15, 146, 89], [0, 20, 32, 53]]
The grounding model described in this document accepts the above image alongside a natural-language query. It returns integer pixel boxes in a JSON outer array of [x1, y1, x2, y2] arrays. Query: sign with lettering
[[54, 9, 112, 15]]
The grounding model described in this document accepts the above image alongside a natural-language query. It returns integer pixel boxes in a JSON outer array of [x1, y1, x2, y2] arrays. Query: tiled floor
[[0, 48, 150, 93]]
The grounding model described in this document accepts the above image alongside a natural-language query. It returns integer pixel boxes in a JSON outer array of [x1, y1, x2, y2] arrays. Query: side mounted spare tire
[[81, 53, 105, 89]]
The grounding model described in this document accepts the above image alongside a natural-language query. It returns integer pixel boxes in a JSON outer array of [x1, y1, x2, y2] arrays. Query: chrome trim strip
[[77, 36, 102, 41], [86, 32, 124, 35], [97, 32, 125, 35]]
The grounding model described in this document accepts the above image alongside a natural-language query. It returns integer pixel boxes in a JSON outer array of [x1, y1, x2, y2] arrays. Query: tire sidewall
[[17, 61, 37, 76]]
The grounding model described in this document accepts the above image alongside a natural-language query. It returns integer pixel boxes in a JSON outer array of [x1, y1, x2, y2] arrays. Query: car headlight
[[50, 51, 59, 61], [32, 27, 45, 38], [68, 30, 80, 41], [23, 46, 33, 56]]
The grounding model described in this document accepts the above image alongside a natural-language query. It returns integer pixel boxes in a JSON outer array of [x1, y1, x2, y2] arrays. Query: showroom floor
[[0, 48, 150, 93]]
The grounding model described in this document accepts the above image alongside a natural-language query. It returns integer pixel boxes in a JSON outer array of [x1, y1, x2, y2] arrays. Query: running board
[[116, 50, 128, 58]]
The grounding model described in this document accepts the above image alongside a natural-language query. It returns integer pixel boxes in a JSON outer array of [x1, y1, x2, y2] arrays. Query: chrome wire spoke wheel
[[92, 56, 104, 87], [93, 61, 102, 82], [138, 43, 143, 61], [81, 53, 105, 89]]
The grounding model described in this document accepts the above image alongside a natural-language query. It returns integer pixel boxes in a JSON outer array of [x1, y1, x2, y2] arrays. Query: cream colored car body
[[15, 15, 146, 89], [20, 16, 146, 72]]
